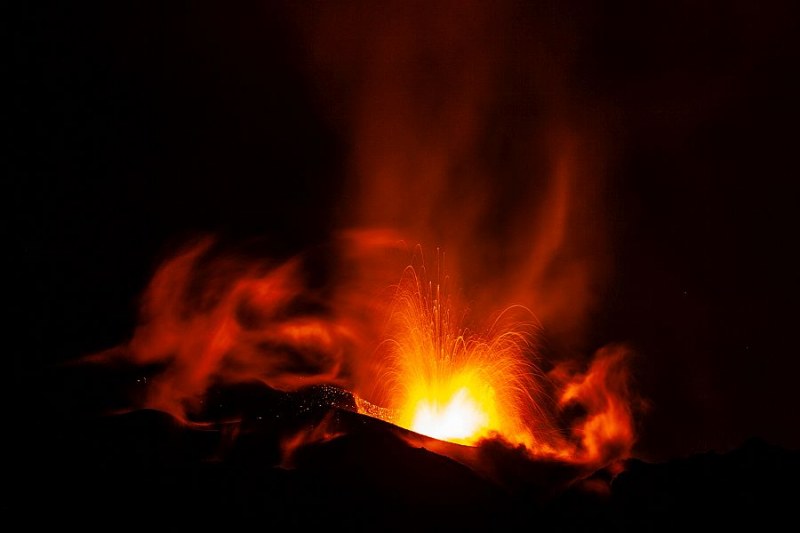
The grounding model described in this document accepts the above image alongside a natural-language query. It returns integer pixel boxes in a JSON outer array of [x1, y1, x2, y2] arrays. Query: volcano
[[12, 0, 800, 528], [15, 366, 800, 529]]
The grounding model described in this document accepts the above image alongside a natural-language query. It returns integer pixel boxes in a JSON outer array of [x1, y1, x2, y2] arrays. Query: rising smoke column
[[83, 1, 640, 470]]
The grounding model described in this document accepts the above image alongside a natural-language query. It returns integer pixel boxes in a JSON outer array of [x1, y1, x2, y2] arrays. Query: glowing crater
[[410, 387, 490, 444]]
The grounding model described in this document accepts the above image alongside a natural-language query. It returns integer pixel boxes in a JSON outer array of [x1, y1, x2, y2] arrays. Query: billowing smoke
[[84, 1, 640, 471]]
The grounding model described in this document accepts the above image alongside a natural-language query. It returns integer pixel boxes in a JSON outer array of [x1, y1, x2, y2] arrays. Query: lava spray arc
[[356, 253, 553, 450], [353, 249, 638, 465]]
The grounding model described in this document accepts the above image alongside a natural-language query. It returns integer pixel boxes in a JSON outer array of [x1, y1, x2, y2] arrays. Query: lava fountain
[[351, 251, 638, 466], [355, 259, 552, 450]]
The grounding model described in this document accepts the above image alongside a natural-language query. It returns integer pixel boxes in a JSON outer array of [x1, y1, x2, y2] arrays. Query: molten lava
[[411, 387, 489, 443], [359, 263, 549, 450], [351, 260, 638, 466]]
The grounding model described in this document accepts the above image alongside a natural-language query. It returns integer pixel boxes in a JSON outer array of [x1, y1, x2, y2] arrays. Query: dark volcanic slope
[[14, 370, 800, 530]]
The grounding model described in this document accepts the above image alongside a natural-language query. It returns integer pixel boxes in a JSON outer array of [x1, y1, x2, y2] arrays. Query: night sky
[[12, 0, 800, 464]]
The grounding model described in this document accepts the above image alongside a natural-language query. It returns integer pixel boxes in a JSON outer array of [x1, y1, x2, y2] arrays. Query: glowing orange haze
[[88, 1, 638, 470], [89, 235, 636, 468]]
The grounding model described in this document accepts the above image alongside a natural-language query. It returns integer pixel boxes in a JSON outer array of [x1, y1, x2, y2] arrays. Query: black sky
[[11, 0, 800, 461]]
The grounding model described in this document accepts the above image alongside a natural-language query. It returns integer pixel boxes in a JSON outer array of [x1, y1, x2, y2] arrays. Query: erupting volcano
[[61, 2, 640, 486], [74, 0, 641, 475], [17, 0, 800, 528], [86, 233, 636, 472]]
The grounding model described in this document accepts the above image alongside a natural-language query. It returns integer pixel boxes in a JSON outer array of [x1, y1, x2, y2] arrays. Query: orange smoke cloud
[[553, 345, 640, 465], [292, 0, 614, 355], [82, 1, 641, 473], [85, 238, 355, 421]]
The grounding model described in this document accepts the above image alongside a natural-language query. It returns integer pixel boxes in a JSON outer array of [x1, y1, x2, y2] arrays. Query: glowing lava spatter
[[358, 263, 555, 450]]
